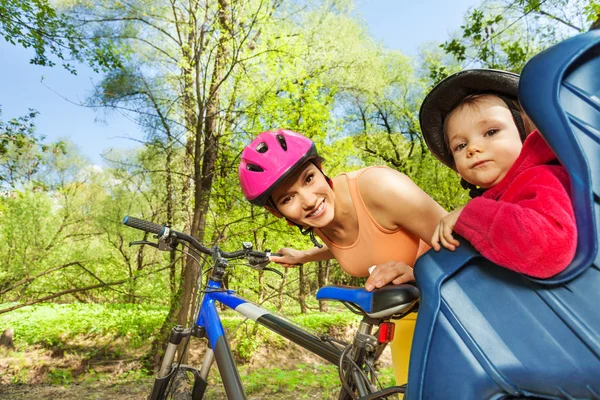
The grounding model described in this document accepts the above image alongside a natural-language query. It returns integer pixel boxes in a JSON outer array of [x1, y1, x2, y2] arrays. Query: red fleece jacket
[[454, 130, 577, 279]]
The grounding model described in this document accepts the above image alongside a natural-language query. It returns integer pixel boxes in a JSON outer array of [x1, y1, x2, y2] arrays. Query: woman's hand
[[269, 247, 305, 268], [431, 206, 465, 251], [365, 261, 415, 292]]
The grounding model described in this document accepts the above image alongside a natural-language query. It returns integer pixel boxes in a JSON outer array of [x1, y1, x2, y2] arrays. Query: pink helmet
[[239, 129, 320, 206]]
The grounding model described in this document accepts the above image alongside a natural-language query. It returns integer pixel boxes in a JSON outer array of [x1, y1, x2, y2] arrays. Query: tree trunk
[[317, 260, 330, 312], [278, 267, 288, 313], [298, 265, 307, 314], [178, 0, 232, 330]]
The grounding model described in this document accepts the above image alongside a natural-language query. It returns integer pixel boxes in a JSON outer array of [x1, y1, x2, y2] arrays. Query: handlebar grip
[[123, 216, 165, 235]]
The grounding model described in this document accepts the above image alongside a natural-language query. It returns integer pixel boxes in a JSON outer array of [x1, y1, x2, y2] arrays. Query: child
[[419, 69, 577, 278]]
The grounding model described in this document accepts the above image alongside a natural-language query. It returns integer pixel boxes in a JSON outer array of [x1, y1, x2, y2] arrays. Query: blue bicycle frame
[[124, 215, 413, 400], [193, 278, 344, 399]]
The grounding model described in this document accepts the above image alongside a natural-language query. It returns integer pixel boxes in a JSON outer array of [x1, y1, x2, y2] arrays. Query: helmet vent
[[276, 134, 287, 151], [246, 163, 264, 172], [256, 142, 268, 153]]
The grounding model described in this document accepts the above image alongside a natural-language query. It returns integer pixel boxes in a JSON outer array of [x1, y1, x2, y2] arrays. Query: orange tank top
[[315, 167, 429, 277]]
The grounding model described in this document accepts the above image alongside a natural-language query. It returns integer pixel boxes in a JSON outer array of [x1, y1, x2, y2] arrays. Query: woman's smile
[[306, 199, 326, 219]]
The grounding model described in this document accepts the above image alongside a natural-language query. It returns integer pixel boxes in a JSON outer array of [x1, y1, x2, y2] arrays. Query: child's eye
[[305, 173, 314, 184], [485, 129, 499, 137], [453, 143, 466, 152]]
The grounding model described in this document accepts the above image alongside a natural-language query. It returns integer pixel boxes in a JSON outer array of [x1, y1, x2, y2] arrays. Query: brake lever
[[264, 266, 284, 278], [129, 240, 159, 249]]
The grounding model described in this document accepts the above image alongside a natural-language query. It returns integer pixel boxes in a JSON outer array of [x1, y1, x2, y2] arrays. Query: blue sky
[[0, 0, 478, 165]]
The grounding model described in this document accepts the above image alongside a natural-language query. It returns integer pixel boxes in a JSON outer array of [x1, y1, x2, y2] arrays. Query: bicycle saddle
[[316, 284, 420, 319]]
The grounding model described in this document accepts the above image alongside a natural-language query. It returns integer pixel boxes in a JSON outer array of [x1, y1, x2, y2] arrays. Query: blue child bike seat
[[406, 30, 600, 400]]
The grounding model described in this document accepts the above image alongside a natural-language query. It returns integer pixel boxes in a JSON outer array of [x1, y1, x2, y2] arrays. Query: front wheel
[[169, 368, 193, 400], [149, 365, 204, 400]]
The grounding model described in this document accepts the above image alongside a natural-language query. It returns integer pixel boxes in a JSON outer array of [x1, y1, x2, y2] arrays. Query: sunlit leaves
[[0, 0, 122, 73]]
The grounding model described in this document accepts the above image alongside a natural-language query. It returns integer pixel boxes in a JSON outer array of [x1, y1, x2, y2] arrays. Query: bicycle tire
[[166, 368, 193, 400]]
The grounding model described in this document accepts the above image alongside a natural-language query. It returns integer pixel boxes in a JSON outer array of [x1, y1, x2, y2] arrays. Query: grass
[[0, 302, 373, 390], [0, 302, 168, 348], [211, 364, 396, 398]]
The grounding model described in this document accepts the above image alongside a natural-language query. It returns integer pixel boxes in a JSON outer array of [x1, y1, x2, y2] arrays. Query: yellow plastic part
[[390, 313, 417, 394]]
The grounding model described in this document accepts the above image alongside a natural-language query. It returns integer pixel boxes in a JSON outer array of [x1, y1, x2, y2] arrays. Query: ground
[[0, 328, 394, 399]]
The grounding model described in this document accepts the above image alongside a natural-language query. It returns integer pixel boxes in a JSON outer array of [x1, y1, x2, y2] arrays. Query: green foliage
[[48, 368, 73, 385], [0, 0, 121, 73], [0, 107, 67, 189], [228, 364, 395, 397], [291, 311, 361, 332], [0, 303, 167, 347], [242, 364, 343, 396], [439, 0, 594, 72]]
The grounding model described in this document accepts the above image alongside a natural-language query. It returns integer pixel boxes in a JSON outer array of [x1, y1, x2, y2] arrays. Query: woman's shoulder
[[358, 166, 411, 188], [356, 166, 419, 205], [340, 165, 393, 180]]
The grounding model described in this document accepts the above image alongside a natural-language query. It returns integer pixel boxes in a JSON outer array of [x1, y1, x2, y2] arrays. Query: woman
[[239, 129, 446, 384]]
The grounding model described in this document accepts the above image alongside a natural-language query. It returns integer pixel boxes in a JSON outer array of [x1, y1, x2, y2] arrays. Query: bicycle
[[123, 216, 420, 400]]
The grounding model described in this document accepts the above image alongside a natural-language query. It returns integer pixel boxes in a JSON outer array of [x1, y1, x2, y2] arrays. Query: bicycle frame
[[197, 278, 345, 398], [151, 271, 350, 400], [121, 216, 400, 400]]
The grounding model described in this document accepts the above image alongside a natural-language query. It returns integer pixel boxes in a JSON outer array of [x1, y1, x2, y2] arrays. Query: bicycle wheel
[[168, 368, 193, 400], [149, 366, 197, 400]]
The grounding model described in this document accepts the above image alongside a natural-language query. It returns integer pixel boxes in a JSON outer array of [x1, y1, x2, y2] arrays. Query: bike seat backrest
[[519, 29, 600, 284], [316, 284, 419, 319], [407, 31, 600, 400]]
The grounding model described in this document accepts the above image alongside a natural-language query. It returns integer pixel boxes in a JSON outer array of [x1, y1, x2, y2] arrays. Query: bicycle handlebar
[[122, 215, 279, 260], [123, 216, 165, 235]]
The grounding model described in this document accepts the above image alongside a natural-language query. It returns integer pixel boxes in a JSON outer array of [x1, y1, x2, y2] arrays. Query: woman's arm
[[269, 244, 334, 267], [359, 167, 446, 244], [358, 167, 446, 291]]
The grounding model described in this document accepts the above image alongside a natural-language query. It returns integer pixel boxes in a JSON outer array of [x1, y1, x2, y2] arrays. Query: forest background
[[1, 0, 599, 397]]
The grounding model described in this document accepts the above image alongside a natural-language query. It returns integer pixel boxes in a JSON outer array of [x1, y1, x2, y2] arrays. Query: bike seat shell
[[407, 30, 600, 400], [316, 284, 419, 319]]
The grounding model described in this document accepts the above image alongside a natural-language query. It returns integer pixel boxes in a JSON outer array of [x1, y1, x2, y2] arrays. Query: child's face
[[446, 95, 523, 188], [270, 162, 335, 228]]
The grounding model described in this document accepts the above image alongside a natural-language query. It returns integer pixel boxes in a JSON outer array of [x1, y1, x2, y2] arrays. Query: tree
[[0, 0, 120, 72], [0, 107, 69, 190], [440, 0, 600, 73]]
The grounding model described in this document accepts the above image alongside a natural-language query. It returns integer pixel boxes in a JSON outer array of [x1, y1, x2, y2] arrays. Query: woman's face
[[270, 162, 335, 229]]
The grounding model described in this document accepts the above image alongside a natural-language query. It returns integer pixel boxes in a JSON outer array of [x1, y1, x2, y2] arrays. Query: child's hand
[[365, 261, 414, 292], [432, 206, 465, 251]]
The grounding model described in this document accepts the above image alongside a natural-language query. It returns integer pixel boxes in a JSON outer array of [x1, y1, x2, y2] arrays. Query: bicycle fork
[[150, 325, 211, 400]]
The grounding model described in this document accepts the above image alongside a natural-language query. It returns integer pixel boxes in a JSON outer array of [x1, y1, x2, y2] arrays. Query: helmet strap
[[267, 198, 324, 248], [300, 225, 324, 249], [497, 94, 527, 142], [461, 178, 487, 198], [311, 161, 333, 189]]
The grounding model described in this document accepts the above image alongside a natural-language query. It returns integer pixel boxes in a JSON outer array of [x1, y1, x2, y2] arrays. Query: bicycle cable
[[338, 344, 376, 399]]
